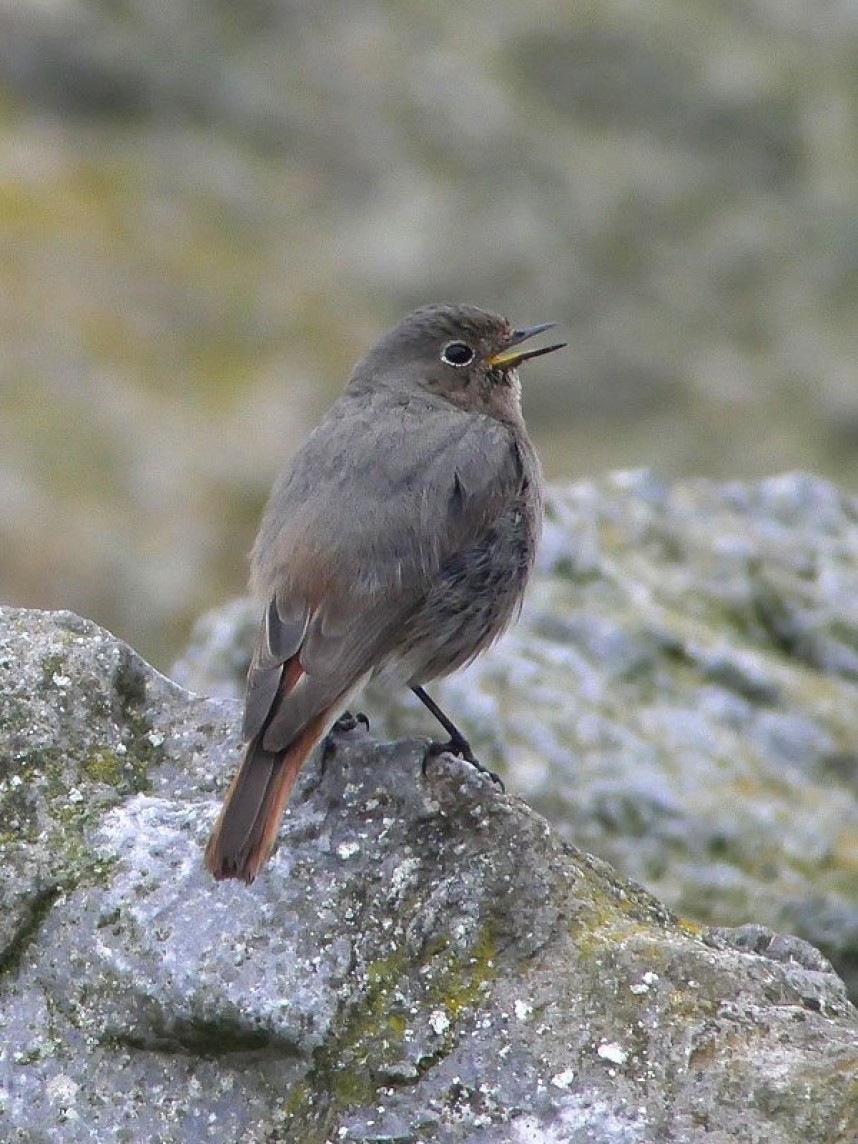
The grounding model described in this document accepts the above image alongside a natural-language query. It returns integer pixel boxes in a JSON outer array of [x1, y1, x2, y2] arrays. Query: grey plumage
[[205, 303, 563, 882]]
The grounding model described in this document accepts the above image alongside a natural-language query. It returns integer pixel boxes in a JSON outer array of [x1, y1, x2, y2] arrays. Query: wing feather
[[244, 393, 528, 745]]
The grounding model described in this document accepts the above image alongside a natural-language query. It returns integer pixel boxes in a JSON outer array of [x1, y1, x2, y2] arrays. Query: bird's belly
[[383, 503, 537, 685]]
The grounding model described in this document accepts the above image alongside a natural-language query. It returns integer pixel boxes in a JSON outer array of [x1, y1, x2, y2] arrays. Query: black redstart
[[206, 303, 564, 882]]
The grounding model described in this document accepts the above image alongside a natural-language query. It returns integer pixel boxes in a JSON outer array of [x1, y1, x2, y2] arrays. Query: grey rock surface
[[2, 603, 857, 1142], [177, 473, 858, 1007]]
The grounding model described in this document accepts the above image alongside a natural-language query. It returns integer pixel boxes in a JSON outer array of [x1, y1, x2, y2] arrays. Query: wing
[[243, 389, 528, 748], [251, 387, 525, 600], [241, 594, 310, 740]]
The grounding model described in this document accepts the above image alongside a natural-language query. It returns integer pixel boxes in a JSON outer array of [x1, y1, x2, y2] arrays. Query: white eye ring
[[441, 341, 475, 367]]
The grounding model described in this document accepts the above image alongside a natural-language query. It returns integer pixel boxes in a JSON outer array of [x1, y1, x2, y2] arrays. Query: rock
[[177, 473, 858, 1007], [1, 604, 856, 1142]]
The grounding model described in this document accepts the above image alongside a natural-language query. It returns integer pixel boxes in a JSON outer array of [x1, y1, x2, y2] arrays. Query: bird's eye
[[441, 341, 475, 367]]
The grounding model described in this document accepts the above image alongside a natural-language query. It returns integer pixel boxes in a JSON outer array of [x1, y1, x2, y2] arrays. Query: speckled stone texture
[[1, 593, 857, 1141], [178, 472, 858, 1008]]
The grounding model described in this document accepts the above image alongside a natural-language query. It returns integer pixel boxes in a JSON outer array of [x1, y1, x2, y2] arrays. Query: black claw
[[410, 684, 503, 788], [422, 738, 505, 790], [331, 710, 370, 733], [323, 710, 371, 763], [446, 729, 477, 764], [332, 711, 358, 733]]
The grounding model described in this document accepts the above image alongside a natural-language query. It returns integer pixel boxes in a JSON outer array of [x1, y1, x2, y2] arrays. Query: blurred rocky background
[[1, 1, 858, 669]]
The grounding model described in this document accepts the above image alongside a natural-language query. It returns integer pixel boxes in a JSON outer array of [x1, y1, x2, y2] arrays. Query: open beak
[[486, 322, 566, 369]]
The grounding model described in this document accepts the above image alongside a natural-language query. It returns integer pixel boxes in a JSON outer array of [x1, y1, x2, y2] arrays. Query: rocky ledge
[[0, 599, 856, 1142]]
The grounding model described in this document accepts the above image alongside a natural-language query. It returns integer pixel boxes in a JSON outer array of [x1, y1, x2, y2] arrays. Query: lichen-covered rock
[[1, 606, 856, 1142], [177, 472, 858, 1006]]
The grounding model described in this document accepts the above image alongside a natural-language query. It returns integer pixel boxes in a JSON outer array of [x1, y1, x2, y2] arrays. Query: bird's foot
[[332, 711, 370, 734], [322, 711, 370, 765], [422, 733, 504, 790]]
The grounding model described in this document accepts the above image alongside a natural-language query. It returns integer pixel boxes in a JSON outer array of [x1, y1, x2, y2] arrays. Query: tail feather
[[205, 709, 331, 883], [206, 651, 371, 883]]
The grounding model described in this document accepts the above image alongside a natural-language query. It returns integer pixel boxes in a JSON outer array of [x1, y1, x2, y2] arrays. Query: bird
[[205, 302, 564, 882]]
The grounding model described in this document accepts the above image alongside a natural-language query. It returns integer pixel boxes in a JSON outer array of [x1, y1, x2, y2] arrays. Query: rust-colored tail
[[204, 707, 332, 883]]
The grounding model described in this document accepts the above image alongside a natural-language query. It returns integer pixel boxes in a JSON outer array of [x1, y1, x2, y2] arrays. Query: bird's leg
[[412, 685, 504, 789], [411, 686, 475, 760], [321, 711, 370, 767]]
